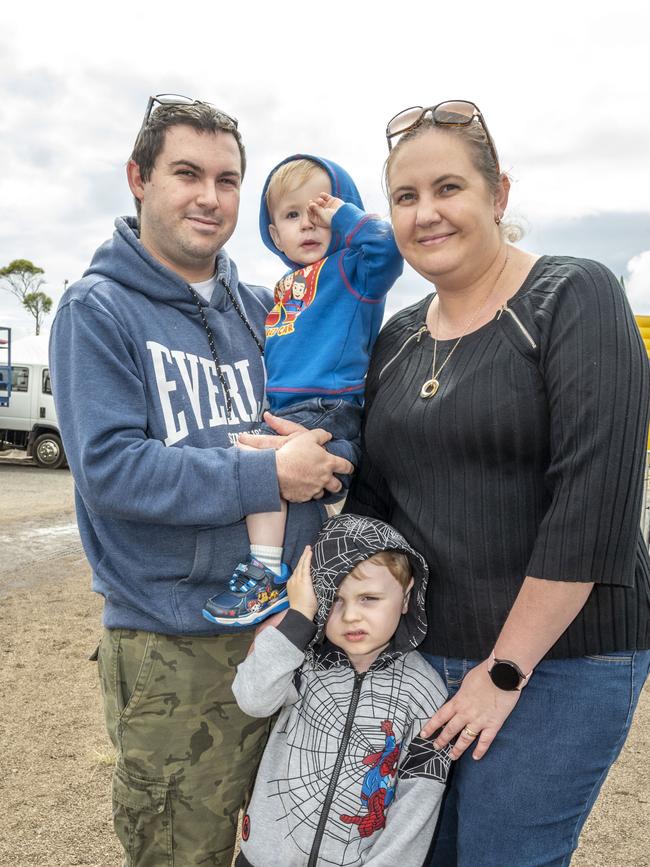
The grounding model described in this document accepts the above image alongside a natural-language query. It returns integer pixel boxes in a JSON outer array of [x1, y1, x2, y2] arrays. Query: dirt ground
[[0, 460, 648, 866]]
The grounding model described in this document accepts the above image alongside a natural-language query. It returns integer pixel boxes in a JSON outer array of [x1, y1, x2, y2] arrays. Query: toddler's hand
[[287, 546, 318, 620], [307, 193, 344, 227]]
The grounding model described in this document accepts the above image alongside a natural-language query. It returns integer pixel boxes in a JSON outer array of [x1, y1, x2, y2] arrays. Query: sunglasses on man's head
[[139, 93, 239, 133], [385, 100, 499, 172]]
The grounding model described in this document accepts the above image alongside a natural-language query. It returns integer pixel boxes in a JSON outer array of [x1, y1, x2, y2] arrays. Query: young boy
[[203, 156, 403, 629], [232, 513, 450, 867]]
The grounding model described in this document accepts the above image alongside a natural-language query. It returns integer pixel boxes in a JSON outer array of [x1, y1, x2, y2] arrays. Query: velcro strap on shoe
[[229, 560, 267, 592]]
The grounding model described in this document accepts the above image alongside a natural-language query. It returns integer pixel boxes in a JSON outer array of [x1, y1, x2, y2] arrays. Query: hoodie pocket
[[186, 527, 218, 584], [170, 528, 218, 631], [170, 523, 250, 632]]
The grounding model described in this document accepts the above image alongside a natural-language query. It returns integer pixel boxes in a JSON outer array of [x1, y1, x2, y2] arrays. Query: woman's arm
[[421, 577, 593, 759], [422, 259, 649, 760]]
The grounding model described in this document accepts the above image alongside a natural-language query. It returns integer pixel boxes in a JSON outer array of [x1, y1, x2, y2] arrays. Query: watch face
[[490, 661, 521, 691]]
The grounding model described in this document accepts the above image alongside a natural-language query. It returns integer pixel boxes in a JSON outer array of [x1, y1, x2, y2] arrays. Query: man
[[49, 95, 352, 867]]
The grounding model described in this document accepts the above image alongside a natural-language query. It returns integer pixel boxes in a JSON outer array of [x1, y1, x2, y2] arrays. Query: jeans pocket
[[112, 764, 172, 865], [584, 652, 633, 665]]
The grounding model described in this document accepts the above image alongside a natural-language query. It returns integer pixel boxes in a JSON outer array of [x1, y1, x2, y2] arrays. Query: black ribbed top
[[345, 256, 650, 659]]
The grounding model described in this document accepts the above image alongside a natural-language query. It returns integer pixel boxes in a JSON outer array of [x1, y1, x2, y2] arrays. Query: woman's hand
[[420, 661, 521, 760], [287, 546, 318, 620]]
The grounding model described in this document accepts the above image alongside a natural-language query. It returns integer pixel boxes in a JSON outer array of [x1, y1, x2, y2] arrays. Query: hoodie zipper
[[496, 303, 537, 349], [378, 325, 428, 380], [307, 671, 365, 867]]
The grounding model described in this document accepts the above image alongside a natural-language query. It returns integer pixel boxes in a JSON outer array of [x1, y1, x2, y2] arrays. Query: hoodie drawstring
[[187, 281, 264, 418]]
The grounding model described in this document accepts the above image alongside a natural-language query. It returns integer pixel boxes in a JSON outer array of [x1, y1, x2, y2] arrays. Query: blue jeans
[[421, 651, 650, 867]]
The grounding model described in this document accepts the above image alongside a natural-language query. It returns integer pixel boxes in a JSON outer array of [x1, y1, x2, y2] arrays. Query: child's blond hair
[[265, 159, 324, 214], [349, 550, 412, 592]]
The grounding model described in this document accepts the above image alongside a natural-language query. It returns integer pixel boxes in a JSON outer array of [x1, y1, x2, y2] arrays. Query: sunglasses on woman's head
[[385, 100, 499, 172]]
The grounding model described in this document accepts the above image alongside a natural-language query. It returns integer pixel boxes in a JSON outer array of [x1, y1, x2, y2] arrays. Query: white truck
[[0, 328, 66, 469]]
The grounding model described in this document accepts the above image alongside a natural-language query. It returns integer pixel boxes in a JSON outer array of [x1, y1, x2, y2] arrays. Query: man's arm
[[50, 299, 351, 524]]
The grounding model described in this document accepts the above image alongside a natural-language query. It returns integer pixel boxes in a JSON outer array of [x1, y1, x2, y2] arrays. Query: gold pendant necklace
[[421, 251, 509, 400]]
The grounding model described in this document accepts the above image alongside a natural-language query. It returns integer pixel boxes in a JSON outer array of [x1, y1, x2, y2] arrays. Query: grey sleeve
[[231, 620, 307, 717], [363, 658, 450, 866], [362, 728, 451, 866]]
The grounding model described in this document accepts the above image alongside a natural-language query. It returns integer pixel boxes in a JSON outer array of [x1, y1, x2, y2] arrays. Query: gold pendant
[[420, 378, 440, 398]]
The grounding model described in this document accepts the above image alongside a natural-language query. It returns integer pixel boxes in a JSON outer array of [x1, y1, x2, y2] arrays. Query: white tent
[[9, 334, 50, 366]]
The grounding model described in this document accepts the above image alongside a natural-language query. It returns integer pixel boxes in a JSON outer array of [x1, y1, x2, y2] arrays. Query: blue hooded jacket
[[49, 217, 325, 634], [259, 155, 403, 410]]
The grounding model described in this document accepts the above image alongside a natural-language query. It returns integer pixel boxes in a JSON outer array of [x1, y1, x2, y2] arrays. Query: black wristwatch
[[487, 650, 533, 691]]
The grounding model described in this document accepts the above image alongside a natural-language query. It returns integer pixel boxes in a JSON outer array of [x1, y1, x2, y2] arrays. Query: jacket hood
[[310, 513, 428, 653], [84, 217, 243, 314], [259, 154, 364, 270]]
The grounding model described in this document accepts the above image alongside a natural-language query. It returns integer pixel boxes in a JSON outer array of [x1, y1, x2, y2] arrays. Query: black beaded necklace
[[187, 279, 264, 418]]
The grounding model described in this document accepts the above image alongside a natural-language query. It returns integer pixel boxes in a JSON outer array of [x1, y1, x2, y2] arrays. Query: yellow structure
[[636, 316, 650, 448], [637, 315, 650, 354]]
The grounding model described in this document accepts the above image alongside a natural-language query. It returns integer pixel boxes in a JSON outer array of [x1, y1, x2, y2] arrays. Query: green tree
[[0, 259, 45, 301], [0, 259, 54, 335], [22, 292, 53, 336]]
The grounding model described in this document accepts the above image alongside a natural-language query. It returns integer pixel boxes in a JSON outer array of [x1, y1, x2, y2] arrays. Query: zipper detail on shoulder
[[307, 671, 365, 867], [496, 303, 537, 349], [378, 325, 428, 380]]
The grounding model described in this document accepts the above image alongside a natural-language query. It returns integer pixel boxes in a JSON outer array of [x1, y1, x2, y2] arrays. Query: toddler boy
[[232, 513, 450, 867], [203, 156, 402, 628]]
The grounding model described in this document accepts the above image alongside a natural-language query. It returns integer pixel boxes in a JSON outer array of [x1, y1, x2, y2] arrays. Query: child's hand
[[307, 193, 344, 227], [287, 545, 318, 620]]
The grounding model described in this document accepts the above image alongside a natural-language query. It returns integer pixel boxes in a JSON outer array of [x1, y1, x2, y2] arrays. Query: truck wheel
[[33, 432, 66, 469]]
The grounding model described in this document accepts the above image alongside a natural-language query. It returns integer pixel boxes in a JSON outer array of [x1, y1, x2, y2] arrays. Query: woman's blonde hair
[[384, 118, 523, 242]]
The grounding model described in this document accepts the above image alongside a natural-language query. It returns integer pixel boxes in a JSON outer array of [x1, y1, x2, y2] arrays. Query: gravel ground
[[0, 462, 648, 866]]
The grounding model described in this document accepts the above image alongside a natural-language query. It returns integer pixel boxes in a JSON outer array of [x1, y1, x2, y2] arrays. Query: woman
[[344, 101, 650, 866]]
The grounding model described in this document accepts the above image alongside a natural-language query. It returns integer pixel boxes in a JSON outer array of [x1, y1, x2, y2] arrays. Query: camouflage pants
[[97, 628, 270, 867]]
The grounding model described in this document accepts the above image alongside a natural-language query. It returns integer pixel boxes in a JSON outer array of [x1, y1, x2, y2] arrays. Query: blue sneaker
[[202, 555, 291, 627]]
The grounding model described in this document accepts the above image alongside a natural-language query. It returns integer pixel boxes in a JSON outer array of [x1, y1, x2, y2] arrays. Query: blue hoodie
[[259, 155, 403, 410], [49, 218, 325, 634]]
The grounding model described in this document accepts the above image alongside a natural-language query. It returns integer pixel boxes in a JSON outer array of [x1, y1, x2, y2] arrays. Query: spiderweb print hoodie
[[233, 513, 451, 867]]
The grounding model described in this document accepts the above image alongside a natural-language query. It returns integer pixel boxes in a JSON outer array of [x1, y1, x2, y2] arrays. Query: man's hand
[[238, 412, 307, 451], [307, 193, 344, 228], [238, 412, 354, 501], [287, 546, 318, 620], [276, 429, 353, 501]]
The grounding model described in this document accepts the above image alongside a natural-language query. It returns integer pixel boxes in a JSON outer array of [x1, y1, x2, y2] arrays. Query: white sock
[[251, 545, 283, 576]]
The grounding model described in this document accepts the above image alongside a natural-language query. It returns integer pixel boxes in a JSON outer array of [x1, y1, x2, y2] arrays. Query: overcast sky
[[2, 1, 649, 342]]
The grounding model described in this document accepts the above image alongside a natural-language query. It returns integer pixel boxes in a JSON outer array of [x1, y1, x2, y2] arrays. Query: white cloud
[[626, 251, 650, 315]]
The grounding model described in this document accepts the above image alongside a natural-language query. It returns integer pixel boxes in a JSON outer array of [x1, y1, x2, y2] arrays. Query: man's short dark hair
[[129, 102, 246, 218]]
